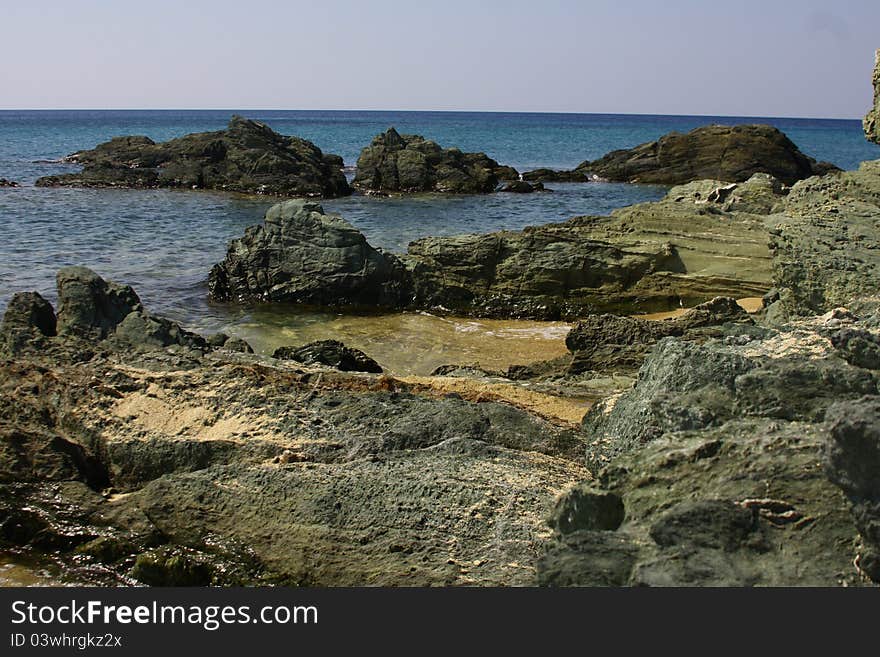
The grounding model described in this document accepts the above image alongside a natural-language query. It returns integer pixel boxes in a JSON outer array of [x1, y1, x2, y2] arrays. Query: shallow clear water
[[1, 110, 877, 373]]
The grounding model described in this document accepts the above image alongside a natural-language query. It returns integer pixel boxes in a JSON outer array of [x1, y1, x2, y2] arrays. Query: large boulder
[[35, 116, 351, 198], [769, 160, 880, 314], [543, 125, 837, 186], [352, 128, 519, 194], [865, 49, 880, 145], [208, 200, 410, 307], [56, 266, 142, 339]]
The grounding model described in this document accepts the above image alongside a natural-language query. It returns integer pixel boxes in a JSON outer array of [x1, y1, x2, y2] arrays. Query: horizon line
[[0, 107, 866, 122]]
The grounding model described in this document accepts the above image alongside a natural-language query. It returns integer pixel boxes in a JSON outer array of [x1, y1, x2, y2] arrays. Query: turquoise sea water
[[0, 110, 878, 371]]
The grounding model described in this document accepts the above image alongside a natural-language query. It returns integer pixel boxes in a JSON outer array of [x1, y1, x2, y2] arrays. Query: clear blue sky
[[1, 0, 878, 118]]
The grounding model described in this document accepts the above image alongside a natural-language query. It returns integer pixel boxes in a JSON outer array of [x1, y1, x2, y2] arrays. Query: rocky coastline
[[1, 51, 879, 587]]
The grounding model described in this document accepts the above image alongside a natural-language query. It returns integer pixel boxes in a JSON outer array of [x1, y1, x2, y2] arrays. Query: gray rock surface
[[865, 49, 880, 145]]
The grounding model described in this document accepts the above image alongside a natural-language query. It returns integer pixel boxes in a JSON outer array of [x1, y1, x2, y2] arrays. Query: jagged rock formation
[[211, 175, 781, 319], [865, 49, 880, 145], [208, 200, 411, 307], [524, 125, 838, 186], [35, 116, 351, 198], [352, 128, 519, 194]]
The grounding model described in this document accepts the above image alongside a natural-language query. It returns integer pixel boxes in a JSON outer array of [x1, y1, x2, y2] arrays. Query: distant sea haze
[[0, 109, 878, 351]]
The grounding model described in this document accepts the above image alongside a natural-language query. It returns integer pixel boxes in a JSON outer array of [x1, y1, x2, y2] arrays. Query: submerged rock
[[575, 124, 838, 185], [865, 49, 880, 145], [273, 339, 383, 373], [352, 128, 519, 194], [0, 178, 19, 187], [208, 199, 410, 306], [35, 116, 351, 198]]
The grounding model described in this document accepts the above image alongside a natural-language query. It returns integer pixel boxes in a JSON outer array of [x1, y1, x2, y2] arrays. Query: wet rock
[[865, 49, 880, 145], [498, 180, 545, 193], [55, 266, 141, 339], [0, 178, 19, 187], [522, 168, 592, 183], [824, 397, 880, 582], [208, 200, 410, 306], [273, 339, 382, 373], [576, 124, 838, 185], [35, 115, 351, 198], [352, 128, 519, 194], [549, 485, 624, 534]]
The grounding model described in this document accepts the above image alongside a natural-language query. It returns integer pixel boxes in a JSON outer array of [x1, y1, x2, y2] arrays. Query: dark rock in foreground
[[578, 124, 838, 185], [208, 200, 410, 307], [352, 128, 519, 194], [35, 116, 351, 198], [273, 339, 383, 373]]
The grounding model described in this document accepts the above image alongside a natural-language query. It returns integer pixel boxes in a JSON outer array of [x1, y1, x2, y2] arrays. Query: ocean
[[1, 110, 878, 373]]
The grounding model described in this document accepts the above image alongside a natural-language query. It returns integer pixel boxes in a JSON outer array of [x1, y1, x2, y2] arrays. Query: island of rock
[[35, 116, 351, 198], [352, 128, 519, 194]]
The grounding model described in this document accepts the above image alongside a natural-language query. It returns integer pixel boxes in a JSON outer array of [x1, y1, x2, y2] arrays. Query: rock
[[769, 160, 880, 314], [35, 115, 351, 198], [223, 337, 254, 353], [575, 124, 838, 185], [522, 168, 592, 183], [649, 500, 757, 551], [130, 547, 214, 586], [565, 296, 752, 374], [55, 266, 141, 339], [0, 292, 57, 355], [273, 339, 383, 373], [865, 49, 880, 145], [211, 172, 781, 319], [830, 328, 880, 370], [206, 332, 230, 348], [0, 178, 19, 187], [824, 397, 880, 582], [208, 200, 410, 307], [549, 485, 625, 534], [352, 128, 519, 194], [498, 180, 545, 193], [112, 310, 207, 351]]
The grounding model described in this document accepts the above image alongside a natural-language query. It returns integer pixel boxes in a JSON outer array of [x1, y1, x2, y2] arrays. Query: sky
[[1, 0, 878, 118]]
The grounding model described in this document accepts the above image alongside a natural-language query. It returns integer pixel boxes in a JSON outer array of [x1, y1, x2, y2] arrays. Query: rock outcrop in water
[[35, 116, 351, 198], [0, 178, 19, 187], [208, 200, 411, 307], [865, 49, 880, 145], [273, 339, 383, 373], [524, 125, 838, 186], [352, 128, 519, 194], [212, 174, 780, 319]]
